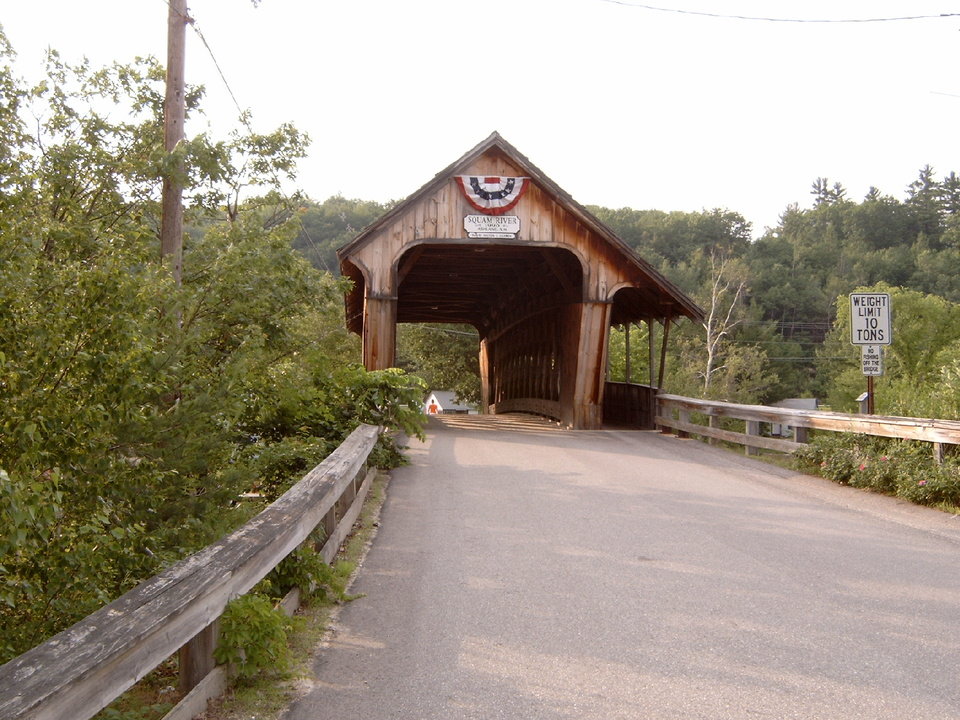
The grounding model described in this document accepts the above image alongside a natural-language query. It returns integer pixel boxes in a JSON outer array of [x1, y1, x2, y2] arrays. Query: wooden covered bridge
[[338, 133, 703, 429]]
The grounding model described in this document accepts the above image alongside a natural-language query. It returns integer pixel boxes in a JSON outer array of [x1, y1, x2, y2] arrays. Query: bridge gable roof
[[337, 132, 703, 324]]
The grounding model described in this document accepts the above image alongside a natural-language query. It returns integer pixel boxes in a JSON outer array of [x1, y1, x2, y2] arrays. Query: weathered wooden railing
[[0, 423, 382, 720], [656, 394, 960, 461]]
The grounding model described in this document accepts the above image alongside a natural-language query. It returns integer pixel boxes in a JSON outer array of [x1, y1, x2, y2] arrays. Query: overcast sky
[[4, 0, 960, 235]]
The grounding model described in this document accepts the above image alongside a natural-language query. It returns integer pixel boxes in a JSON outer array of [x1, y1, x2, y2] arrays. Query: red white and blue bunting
[[454, 175, 529, 215]]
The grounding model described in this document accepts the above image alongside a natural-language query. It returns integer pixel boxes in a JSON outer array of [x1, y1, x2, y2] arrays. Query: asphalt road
[[284, 414, 960, 720]]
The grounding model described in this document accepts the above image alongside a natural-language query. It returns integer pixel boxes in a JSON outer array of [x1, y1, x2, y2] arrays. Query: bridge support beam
[[560, 301, 611, 430], [362, 295, 397, 370], [479, 338, 492, 413]]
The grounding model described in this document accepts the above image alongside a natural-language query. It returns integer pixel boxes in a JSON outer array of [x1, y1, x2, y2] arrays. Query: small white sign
[[861, 344, 883, 376], [464, 214, 520, 239], [850, 293, 892, 345]]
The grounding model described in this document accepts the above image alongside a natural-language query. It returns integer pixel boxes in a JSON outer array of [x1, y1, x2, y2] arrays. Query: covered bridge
[[338, 133, 703, 429]]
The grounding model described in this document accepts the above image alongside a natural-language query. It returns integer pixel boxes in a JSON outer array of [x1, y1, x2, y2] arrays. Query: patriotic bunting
[[454, 175, 529, 215]]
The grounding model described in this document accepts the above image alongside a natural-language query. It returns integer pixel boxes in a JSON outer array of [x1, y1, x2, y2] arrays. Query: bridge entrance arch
[[338, 133, 703, 429]]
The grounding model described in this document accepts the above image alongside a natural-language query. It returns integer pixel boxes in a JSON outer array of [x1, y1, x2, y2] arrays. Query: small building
[[771, 398, 818, 437], [424, 391, 475, 415]]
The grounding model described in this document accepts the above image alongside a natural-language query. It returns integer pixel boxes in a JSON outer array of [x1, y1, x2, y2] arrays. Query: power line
[[596, 0, 960, 23]]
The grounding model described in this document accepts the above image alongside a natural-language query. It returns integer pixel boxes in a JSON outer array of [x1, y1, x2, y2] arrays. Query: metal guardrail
[[0, 424, 382, 720]]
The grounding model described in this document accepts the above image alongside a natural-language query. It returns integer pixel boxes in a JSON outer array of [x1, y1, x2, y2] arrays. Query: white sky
[[4, 0, 960, 236]]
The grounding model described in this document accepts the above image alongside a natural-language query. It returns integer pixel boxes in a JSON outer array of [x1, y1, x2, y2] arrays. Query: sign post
[[849, 293, 892, 414]]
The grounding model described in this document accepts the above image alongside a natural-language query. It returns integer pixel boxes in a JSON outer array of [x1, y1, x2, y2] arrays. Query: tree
[[811, 177, 847, 206], [396, 324, 481, 405], [0, 36, 423, 661], [819, 284, 960, 416], [906, 164, 944, 241], [291, 195, 392, 272]]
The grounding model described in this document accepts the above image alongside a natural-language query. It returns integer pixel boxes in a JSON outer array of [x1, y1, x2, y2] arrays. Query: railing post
[[323, 505, 337, 545], [745, 420, 761, 456], [794, 427, 809, 444], [933, 442, 945, 465], [708, 414, 717, 445], [179, 619, 219, 693], [677, 407, 690, 438]]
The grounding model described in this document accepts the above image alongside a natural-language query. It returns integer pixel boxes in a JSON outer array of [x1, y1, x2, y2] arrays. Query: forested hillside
[[592, 168, 960, 413]]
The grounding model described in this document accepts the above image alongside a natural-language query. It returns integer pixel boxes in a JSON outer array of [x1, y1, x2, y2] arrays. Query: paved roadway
[[284, 414, 960, 720]]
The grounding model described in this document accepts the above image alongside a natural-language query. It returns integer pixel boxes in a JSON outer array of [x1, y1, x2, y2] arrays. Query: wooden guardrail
[[0, 423, 382, 720], [656, 394, 960, 461]]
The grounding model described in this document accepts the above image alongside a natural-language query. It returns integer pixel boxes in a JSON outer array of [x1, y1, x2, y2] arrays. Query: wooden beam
[[657, 317, 671, 390], [657, 394, 960, 445], [362, 296, 397, 369], [396, 245, 426, 285], [539, 248, 576, 296]]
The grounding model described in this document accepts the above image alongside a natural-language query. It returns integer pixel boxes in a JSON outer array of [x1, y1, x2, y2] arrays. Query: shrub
[[796, 433, 960, 510], [214, 593, 292, 680]]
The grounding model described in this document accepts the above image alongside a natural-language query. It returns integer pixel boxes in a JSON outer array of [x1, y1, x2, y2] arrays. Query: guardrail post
[[745, 420, 761, 456], [323, 505, 337, 546], [179, 619, 219, 693], [933, 442, 945, 465], [657, 398, 670, 434], [708, 415, 717, 445], [677, 408, 690, 438], [793, 427, 809, 444]]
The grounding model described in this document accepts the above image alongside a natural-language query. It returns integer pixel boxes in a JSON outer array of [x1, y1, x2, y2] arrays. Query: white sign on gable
[[464, 214, 520, 239], [850, 293, 892, 345]]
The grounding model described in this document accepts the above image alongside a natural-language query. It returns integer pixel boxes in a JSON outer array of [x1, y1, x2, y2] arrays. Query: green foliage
[[588, 206, 751, 276], [291, 195, 392, 272], [818, 284, 960, 416], [96, 704, 173, 720], [396, 324, 481, 406], [0, 33, 419, 663], [607, 323, 651, 384], [266, 544, 357, 604], [214, 593, 292, 679], [795, 433, 960, 510]]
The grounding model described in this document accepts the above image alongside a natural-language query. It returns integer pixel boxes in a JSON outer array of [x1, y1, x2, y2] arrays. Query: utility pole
[[160, 0, 190, 285]]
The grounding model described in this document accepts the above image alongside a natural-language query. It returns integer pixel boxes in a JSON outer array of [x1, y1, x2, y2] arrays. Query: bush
[[265, 543, 356, 604], [796, 433, 960, 510], [214, 593, 292, 680]]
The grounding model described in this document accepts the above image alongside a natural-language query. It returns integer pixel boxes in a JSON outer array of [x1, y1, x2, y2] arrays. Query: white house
[[771, 397, 818, 437], [424, 390, 475, 415]]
